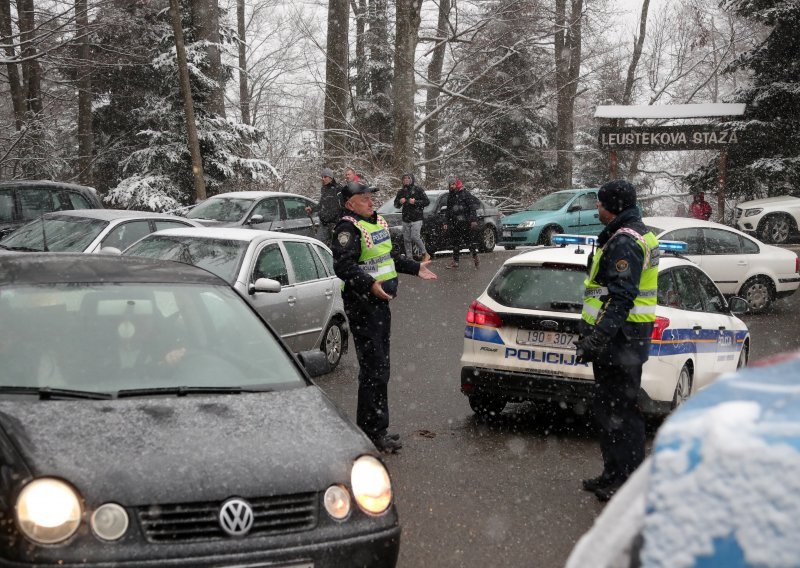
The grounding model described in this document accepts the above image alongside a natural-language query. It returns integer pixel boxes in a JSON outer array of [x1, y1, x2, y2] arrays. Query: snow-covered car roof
[[205, 191, 300, 200], [42, 209, 195, 222], [643, 215, 749, 233], [142, 226, 324, 244], [502, 243, 692, 271]]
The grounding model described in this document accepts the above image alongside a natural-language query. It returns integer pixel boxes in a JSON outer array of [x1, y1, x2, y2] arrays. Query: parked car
[[0, 253, 399, 567], [124, 227, 348, 370], [0, 180, 103, 239], [185, 191, 321, 238], [0, 210, 199, 254], [567, 351, 800, 568], [734, 194, 800, 244], [644, 216, 800, 312], [460, 235, 750, 419], [377, 189, 502, 257]]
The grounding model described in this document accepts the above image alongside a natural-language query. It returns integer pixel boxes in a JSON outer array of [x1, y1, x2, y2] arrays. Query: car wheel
[[759, 214, 793, 244], [468, 394, 506, 417], [540, 225, 563, 245], [479, 225, 496, 252], [739, 276, 774, 313], [737, 342, 749, 370], [321, 319, 345, 370], [504, 245, 517, 250], [672, 364, 693, 409]]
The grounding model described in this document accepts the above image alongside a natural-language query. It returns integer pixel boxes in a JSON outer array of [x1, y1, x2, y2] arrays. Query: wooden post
[[718, 149, 727, 223], [609, 150, 618, 179]]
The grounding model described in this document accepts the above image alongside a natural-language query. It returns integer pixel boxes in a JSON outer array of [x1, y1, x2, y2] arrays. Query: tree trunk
[[352, 0, 367, 99], [169, 0, 207, 202], [623, 0, 650, 179], [17, 0, 42, 115], [368, 0, 392, 152], [0, 0, 24, 129], [76, 0, 93, 185], [323, 0, 350, 165], [191, 0, 226, 117], [424, 0, 450, 185], [554, 0, 582, 189], [392, 0, 423, 174], [237, 0, 250, 125]]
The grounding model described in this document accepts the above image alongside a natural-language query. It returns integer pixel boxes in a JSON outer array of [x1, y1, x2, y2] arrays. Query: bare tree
[[393, 0, 423, 174], [423, 0, 450, 184], [323, 0, 350, 165], [0, 0, 24, 130], [76, 0, 93, 185], [237, 0, 250, 125], [554, 0, 583, 189]]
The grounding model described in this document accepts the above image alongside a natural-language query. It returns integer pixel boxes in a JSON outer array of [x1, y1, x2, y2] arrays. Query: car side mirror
[[728, 296, 749, 315], [249, 277, 281, 294], [296, 349, 331, 378], [98, 246, 122, 255], [567, 204, 581, 213], [247, 214, 264, 225]]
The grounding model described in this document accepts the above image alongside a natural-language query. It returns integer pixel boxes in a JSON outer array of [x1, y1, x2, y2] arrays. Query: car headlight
[[744, 208, 763, 217], [351, 455, 392, 515], [518, 220, 536, 229], [323, 485, 352, 520], [16, 478, 83, 544]]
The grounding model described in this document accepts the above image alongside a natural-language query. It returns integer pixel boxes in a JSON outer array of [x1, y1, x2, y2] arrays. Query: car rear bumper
[[461, 366, 671, 416]]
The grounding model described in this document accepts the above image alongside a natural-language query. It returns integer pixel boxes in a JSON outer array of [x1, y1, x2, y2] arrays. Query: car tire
[[468, 394, 506, 417], [759, 214, 793, 244], [504, 245, 517, 250], [479, 225, 496, 252], [737, 342, 749, 370], [321, 319, 346, 371], [739, 276, 774, 313], [671, 363, 693, 409], [539, 225, 563, 245]]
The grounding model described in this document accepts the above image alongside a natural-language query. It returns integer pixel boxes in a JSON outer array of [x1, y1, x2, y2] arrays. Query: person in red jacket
[[690, 192, 712, 221]]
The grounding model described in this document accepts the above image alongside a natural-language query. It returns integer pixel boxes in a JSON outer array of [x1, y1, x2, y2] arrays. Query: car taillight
[[466, 300, 502, 328], [652, 316, 670, 340], [795, 256, 799, 274]]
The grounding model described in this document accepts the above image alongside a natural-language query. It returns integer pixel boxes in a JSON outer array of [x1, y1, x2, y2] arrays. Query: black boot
[[581, 474, 615, 493], [594, 479, 624, 502], [372, 433, 403, 453]]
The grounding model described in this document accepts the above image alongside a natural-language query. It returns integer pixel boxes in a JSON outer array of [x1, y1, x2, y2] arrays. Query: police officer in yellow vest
[[332, 181, 438, 453], [575, 179, 659, 502]]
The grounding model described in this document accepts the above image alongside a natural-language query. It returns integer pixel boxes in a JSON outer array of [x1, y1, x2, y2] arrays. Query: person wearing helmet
[[331, 181, 437, 453], [575, 179, 660, 502]]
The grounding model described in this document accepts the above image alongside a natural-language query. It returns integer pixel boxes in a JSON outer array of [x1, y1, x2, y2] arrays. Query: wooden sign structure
[[594, 104, 746, 222]]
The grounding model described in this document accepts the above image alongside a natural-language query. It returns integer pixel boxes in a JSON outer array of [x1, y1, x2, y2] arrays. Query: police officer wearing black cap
[[331, 181, 437, 453], [575, 179, 659, 501]]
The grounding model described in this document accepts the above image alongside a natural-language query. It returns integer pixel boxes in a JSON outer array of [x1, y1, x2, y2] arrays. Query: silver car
[[124, 227, 348, 370]]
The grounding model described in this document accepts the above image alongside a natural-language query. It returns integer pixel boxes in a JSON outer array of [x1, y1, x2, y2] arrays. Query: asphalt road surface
[[315, 247, 800, 568]]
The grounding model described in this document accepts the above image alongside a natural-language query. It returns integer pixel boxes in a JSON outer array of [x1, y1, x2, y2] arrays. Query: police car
[[460, 235, 751, 418]]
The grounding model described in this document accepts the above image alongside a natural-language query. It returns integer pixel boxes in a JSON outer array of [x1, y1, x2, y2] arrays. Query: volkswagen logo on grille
[[539, 320, 559, 330], [219, 498, 254, 537]]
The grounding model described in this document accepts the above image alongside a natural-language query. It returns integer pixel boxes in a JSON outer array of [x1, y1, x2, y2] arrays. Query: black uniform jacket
[[393, 176, 430, 223], [581, 207, 655, 364], [314, 180, 344, 224], [331, 211, 420, 306], [445, 189, 480, 224]]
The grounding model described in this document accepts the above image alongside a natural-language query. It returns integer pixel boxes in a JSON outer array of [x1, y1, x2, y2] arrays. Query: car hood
[[0, 387, 372, 505], [738, 196, 800, 209], [501, 209, 560, 225]]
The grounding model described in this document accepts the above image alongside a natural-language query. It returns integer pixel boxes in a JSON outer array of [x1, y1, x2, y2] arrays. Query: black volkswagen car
[[0, 255, 399, 567], [377, 189, 502, 258]]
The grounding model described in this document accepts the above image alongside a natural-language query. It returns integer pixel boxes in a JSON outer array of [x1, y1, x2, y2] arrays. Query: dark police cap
[[598, 179, 637, 214], [341, 181, 378, 200]]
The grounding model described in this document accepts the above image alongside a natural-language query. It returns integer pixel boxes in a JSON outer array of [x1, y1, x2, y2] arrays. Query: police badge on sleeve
[[337, 232, 351, 246]]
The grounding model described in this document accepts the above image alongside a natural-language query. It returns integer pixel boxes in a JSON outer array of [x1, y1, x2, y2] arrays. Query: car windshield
[[377, 200, 401, 214], [187, 197, 253, 222], [488, 264, 586, 312], [526, 192, 576, 211], [0, 215, 107, 252], [125, 236, 248, 284], [0, 282, 304, 394]]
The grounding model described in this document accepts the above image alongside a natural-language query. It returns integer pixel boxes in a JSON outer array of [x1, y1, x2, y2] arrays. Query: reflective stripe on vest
[[342, 215, 398, 282], [581, 229, 659, 325]]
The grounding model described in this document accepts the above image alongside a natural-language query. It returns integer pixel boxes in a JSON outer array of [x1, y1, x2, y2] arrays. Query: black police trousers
[[450, 221, 478, 263], [592, 360, 646, 483], [345, 299, 392, 440]]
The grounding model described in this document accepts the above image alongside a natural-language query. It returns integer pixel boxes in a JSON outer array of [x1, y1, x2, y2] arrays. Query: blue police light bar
[[551, 234, 598, 246], [658, 240, 689, 253]]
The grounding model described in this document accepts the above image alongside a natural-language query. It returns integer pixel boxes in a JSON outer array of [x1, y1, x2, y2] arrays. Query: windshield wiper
[[550, 301, 583, 310], [116, 386, 268, 398], [0, 386, 112, 400], [0, 245, 43, 252]]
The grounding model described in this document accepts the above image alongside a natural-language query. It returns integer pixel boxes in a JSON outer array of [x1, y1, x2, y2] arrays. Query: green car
[[498, 188, 604, 248]]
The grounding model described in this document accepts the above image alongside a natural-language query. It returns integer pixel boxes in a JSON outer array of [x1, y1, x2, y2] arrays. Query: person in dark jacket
[[575, 179, 659, 502], [394, 173, 431, 261], [331, 181, 437, 453], [442, 176, 480, 269], [305, 167, 342, 246]]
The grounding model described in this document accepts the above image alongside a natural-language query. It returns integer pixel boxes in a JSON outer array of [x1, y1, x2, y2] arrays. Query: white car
[[460, 236, 750, 418], [644, 216, 800, 312], [124, 227, 348, 370], [734, 195, 800, 244]]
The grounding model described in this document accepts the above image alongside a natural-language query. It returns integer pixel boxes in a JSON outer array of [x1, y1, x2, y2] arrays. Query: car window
[[526, 192, 574, 211], [250, 198, 279, 222], [740, 234, 759, 254], [253, 243, 289, 285], [670, 266, 706, 312], [689, 266, 729, 314], [314, 244, 334, 275], [0, 215, 107, 252], [67, 191, 91, 210], [101, 220, 152, 250], [154, 220, 192, 231], [284, 241, 321, 283], [187, 197, 252, 222], [309, 243, 330, 277], [662, 228, 702, 255], [0, 189, 13, 222], [657, 269, 682, 308], [53, 191, 74, 212], [575, 192, 597, 210], [703, 228, 741, 255], [19, 189, 53, 221], [282, 197, 312, 221], [487, 265, 585, 312]]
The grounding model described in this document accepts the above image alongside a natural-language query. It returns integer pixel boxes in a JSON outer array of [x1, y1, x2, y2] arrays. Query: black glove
[[574, 332, 609, 364]]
